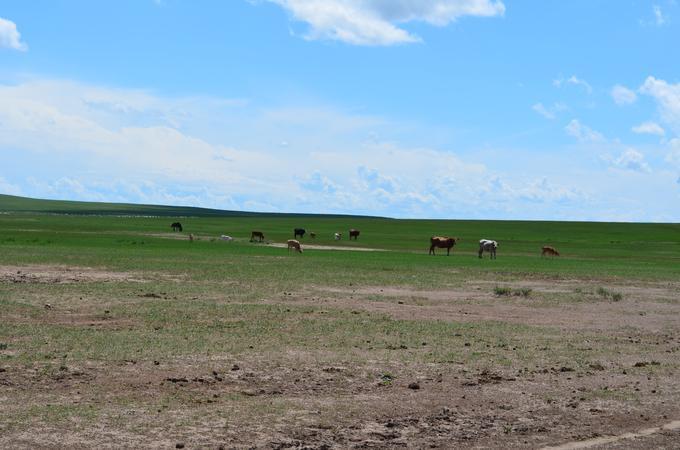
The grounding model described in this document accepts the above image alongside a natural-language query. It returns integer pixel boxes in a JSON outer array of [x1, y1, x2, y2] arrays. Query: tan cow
[[287, 239, 303, 253], [541, 246, 560, 257], [429, 236, 459, 256]]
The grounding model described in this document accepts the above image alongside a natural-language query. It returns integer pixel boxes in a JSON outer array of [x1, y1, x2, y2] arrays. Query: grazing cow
[[478, 239, 498, 259], [171, 222, 183, 232], [310, 232, 316, 239], [541, 246, 560, 257], [294, 228, 306, 239], [250, 231, 265, 242], [334, 232, 342, 241], [287, 239, 303, 253], [220, 235, 234, 242], [349, 229, 360, 240], [429, 236, 459, 256], [189, 233, 194, 242]]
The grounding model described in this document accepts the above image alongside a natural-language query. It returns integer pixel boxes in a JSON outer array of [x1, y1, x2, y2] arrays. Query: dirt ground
[[1, 266, 679, 449]]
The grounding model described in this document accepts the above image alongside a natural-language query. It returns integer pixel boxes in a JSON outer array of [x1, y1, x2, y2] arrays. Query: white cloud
[[611, 84, 637, 105], [632, 121, 665, 136], [554, 75, 592, 94], [653, 5, 667, 26], [640, 76, 680, 133], [0, 177, 22, 196], [265, 0, 505, 45], [1, 77, 677, 220], [532, 102, 566, 120], [606, 148, 651, 173], [565, 119, 604, 143], [667, 138, 680, 168], [0, 17, 27, 51]]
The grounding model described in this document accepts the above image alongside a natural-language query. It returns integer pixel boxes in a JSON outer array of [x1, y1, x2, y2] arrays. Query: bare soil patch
[[2, 276, 679, 448], [285, 280, 680, 332], [267, 242, 387, 252], [0, 265, 182, 284]]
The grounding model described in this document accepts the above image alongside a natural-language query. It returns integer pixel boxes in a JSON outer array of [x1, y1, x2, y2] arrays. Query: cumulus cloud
[[265, 0, 505, 45], [611, 84, 637, 105], [532, 102, 566, 120], [653, 5, 667, 26], [0, 177, 22, 196], [640, 76, 680, 133], [2, 77, 675, 220], [605, 148, 651, 173], [0, 17, 27, 51], [667, 138, 680, 168], [565, 119, 604, 143], [632, 121, 665, 136], [554, 75, 592, 94]]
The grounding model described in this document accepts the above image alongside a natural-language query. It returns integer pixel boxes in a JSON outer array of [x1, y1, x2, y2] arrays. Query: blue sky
[[1, 1, 679, 220]]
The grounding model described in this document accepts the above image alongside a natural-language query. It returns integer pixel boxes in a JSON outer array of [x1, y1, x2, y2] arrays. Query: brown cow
[[541, 246, 560, 257], [287, 239, 303, 253], [250, 231, 264, 242], [429, 236, 459, 256], [349, 229, 360, 240]]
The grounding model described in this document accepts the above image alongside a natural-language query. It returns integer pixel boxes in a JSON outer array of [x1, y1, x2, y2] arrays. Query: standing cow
[[334, 232, 342, 241], [250, 231, 265, 242], [171, 222, 183, 232], [429, 236, 459, 256], [287, 239, 303, 253], [349, 229, 360, 240], [294, 228, 306, 239], [478, 239, 498, 259]]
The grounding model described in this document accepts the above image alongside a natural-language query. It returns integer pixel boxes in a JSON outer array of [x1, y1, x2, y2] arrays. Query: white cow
[[334, 232, 342, 241], [220, 235, 234, 241], [478, 239, 498, 259]]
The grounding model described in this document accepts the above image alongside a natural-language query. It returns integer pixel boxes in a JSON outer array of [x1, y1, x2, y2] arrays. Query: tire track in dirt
[[542, 420, 680, 449]]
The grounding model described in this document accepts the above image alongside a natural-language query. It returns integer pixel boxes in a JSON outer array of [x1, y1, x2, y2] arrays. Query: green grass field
[[1, 194, 678, 281], [1, 194, 679, 448]]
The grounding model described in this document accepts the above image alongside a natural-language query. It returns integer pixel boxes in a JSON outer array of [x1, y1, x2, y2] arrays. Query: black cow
[[294, 228, 306, 239], [171, 222, 183, 232]]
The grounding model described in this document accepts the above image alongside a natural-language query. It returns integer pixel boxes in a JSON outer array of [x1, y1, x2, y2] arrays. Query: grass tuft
[[596, 287, 623, 301], [494, 287, 532, 298]]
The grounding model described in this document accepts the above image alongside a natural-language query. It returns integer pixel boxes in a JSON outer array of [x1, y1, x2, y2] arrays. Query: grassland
[[1, 195, 679, 448]]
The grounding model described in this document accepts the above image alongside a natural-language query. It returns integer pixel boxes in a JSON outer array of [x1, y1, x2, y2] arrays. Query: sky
[[1, 0, 679, 221]]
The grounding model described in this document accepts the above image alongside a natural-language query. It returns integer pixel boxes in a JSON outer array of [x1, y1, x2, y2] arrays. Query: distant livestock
[[294, 228, 306, 239], [478, 239, 498, 259], [220, 235, 234, 242], [310, 232, 316, 239], [334, 233, 342, 241], [250, 231, 265, 242], [171, 222, 183, 232], [541, 246, 560, 257], [287, 239, 303, 253], [349, 229, 360, 240], [429, 236, 459, 256], [189, 233, 194, 242]]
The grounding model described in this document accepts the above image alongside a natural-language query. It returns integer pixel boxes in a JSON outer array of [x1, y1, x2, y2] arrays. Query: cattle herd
[[170, 222, 560, 258]]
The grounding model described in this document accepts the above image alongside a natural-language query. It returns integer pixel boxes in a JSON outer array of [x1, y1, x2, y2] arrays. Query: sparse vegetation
[[597, 287, 624, 301], [494, 286, 532, 297], [0, 196, 678, 448]]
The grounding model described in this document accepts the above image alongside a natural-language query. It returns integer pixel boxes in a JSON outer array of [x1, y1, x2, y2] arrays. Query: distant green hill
[[0, 194, 380, 218]]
